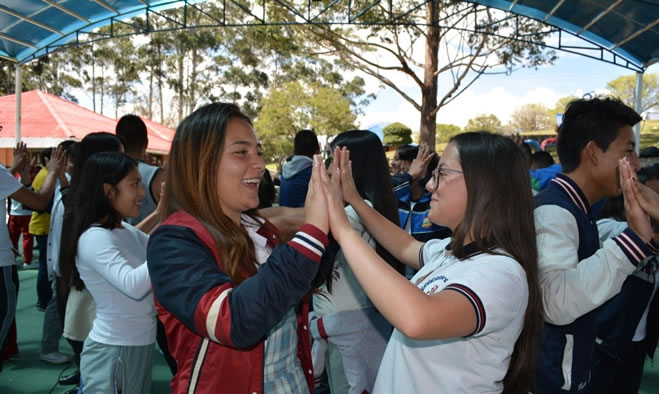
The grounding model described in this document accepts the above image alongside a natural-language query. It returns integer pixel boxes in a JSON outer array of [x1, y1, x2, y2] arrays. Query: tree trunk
[[158, 74, 164, 124], [177, 52, 184, 124], [100, 68, 105, 116], [419, 1, 440, 149], [188, 49, 198, 116], [148, 70, 153, 120], [91, 57, 96, 112]]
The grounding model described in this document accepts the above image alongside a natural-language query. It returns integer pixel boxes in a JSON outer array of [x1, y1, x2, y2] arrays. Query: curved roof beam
[[41, 0, 90, 23], [0, 4, 63, 36], [577, 0, 623, 35]]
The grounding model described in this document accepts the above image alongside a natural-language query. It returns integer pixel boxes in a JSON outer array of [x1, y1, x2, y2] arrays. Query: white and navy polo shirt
[[373, 238, 528, 394]]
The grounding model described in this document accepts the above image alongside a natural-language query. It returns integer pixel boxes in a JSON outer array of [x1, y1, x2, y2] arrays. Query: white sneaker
[[22, 263, 31, 270], [40, 352, 71, 364]]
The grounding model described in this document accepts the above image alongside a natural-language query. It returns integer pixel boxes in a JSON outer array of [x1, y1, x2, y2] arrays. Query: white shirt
[[0, 164, 23, 267], [76, 222, 155, 346], [47, 176, 69, 280], [10, 175, 31, 216], [314, 202, 375, 315], [373, 238, 528, 394]]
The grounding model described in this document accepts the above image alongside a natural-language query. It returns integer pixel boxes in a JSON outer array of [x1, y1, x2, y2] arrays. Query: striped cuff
[[613, 228, 652, 266], [445, 284, 486, 336], [288, 224, 329, 263], [317, 317, 329, 340], [649, 239, 659, 255], [309, 316, 328, 340]]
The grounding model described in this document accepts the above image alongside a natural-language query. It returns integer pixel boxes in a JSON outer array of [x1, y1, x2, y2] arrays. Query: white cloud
[[360, 83, 601, 130]]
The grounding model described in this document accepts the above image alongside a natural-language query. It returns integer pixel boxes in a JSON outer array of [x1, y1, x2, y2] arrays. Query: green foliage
[[548, 95, 578, 127], [510, 103, 553, 132], [254, 81, 357, 163], [464, 114, 503, 133], [436, 123, 462, 143], [383, 122, 413, 146], [607, 73, 658, 112]]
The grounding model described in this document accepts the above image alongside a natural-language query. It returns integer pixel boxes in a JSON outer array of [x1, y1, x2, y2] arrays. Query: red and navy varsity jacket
[[147, 211, 332, 394]]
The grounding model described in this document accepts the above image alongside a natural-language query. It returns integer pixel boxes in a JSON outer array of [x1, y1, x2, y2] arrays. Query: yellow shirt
[[29, 167, 50, 235]]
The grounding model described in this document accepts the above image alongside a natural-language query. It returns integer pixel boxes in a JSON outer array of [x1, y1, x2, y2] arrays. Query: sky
[[69, 30, 657, 134], [357, 54, 658, 131]]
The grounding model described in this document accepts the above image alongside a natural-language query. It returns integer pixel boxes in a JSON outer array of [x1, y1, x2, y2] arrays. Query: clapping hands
[[618, 158, 656, 243], [304, 147, 362, 241]]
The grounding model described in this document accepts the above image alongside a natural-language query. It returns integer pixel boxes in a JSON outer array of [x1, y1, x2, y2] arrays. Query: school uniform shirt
[[373, 238, 528, 394], [533, 175, 656, 393], [76, 222, 155, 346], [0, 164, 23, 267]]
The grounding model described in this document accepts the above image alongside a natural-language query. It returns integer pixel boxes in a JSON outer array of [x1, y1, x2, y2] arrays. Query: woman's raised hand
[[304, 154, 329, 234], [408, 145, 434, 181], [319, 149, 353, 241], [333, 146, 361, 206], [46, 146, 67, 177]]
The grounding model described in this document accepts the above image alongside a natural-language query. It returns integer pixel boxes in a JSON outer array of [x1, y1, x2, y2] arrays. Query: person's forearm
[[336, 230, 445, 338], [349, 197, 422, 268], [136, 210, 161, 235], [28, 172, 57, 210]]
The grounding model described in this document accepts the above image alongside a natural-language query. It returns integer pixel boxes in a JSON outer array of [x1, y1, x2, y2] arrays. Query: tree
[[270, 1, 555, 147], [436, 123, 462, 143], [510, 103, 553, 132], [254, 81, 356, 163], [606, 73, 658, 113], [547, 95, 578, 128], [464, 114, 502, 133], [383, 122, 413, 146]]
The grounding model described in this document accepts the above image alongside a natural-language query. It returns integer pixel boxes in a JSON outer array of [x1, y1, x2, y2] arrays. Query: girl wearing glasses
[[319, 131, 542, 393]]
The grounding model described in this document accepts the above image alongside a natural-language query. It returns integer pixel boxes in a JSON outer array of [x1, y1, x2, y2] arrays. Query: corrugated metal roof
[[0, 1, 657, 70], [467, 0, 658, 69]]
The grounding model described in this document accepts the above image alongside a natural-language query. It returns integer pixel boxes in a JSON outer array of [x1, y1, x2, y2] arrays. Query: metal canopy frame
[[0, 0, 655, 73]]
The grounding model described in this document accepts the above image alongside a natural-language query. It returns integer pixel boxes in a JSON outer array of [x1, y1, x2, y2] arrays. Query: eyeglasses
[[431, 166, 463, 188]]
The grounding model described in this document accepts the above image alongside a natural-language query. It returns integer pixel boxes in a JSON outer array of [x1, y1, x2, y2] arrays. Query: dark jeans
[[0, 265, 19, 374], [35, 235, 52, 308]]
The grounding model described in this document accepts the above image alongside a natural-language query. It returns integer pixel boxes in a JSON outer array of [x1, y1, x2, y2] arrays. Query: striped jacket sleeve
[[147, 223, 328, 349], [535, 205, 655, 325]]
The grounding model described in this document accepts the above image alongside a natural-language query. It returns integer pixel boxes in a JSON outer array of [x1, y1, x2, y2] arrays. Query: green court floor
[[1, 269, 658, 393], [0, 269, 171, 394]]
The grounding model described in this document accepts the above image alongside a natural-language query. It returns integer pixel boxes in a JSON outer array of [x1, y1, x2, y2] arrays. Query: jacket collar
[[552, 173, 592, 216]]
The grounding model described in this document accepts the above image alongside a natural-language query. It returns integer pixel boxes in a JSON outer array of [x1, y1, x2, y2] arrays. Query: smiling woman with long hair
[[321, 131, 542, 393], [146, 102, 335, 393], [59, 151, 154, 393]]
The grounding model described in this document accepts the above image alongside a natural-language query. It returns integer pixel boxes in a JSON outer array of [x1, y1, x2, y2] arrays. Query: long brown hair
[[163, 102, 264, 284], [450, 132, 542, 394]]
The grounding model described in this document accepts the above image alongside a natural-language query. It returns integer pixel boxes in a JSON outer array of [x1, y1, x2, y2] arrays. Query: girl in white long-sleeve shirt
[[59, 151, 154, 394]]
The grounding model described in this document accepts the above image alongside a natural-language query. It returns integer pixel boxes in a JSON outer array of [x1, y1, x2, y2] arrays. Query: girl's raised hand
[[304, 154, 329, 234], [408, 144, 434, 181], [319, 152, 353, 242], [335, 147, 361, 206], [46, 146, 67, 177]]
